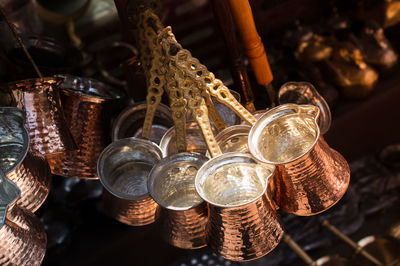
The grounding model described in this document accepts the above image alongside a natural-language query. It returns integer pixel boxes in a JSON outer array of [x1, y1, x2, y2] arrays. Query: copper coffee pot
[[0, 107, 51, 212], [0, 169, 47, 265], [248, 104, 350, 216]]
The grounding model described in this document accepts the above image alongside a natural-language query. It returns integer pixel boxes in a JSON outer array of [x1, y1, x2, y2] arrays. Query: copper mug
[[0, 169, 47, 266], [195, 152, 284, 261], [98, 137, 162, 226], [248, 104, 350, 216], [46, 75, 123, 179], [148, 152, 209, 249], [0, 77, 76, 155], [0, 107, 51, 212]]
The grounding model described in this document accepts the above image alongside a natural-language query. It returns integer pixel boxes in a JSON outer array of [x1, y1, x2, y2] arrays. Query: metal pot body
[[0, 77, 76, 155], [46, 75, 123, 179]]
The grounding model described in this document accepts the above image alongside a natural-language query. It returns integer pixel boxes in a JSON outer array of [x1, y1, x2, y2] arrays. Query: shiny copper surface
[[352, 236, 400, 266], [0, 77, 76, 155], [195, 153, 283, 261], [248, 104, 350, 216], [148, 152, 209, 249], [98, 138, 162, 226], [103, 190, 159, 226], [0, 169, 47, 266], [46, 75, 123, 179], [6, 151, 51, 212], [158, 202, 208, 249], [0, 107, 51, 212]]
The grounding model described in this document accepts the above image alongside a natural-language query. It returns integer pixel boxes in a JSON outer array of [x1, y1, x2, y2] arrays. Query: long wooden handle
[[228, 0, 273, 86]]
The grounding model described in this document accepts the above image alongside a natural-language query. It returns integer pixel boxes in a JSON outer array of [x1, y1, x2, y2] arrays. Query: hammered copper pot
[[0, 77, 76, 155], [98, 137, 162, 226], [195, 152, 284, 261], [112, 101, 173, 145], [248, 104, 350, 216], [148, 152, 209, 249], [0, 107, 51, 212], [46, 75, 123, 179], [0, 169, 47, 266]]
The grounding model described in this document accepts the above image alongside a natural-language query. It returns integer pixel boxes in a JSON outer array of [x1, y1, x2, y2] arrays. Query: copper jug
[[0, 169, 47, 265], [46, 75, 123, 179], [195, 152, 284, 261], [0, 77, 76, 155], [0, 107, 51, 212], [248, 104, 350, 216]]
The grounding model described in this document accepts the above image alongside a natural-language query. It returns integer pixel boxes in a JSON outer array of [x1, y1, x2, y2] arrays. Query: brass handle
[[283, 234, 316, 266]]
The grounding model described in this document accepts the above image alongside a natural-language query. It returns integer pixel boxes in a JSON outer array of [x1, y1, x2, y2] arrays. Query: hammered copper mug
[[148, 152, 209, 249], [46, 75, 123, 179], [0, 77, 76, 155], [0, 169, 47, 266], [195, 152, 284, 261], [98, 137, 162, 226], [0, 107, 51, 212], [248, 104, 350, 216]]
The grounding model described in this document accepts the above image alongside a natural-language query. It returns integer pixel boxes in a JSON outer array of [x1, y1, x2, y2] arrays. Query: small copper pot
[[148, 152, 209, 249], [160, 122, 217, 157], [195, 152, 283, 261], [0, 77, 76, 155], [98, 137, 162, 226], [214, 125, 251, 153], [112, 101, 173, 145], [46, 75, 123, 179], [0, 169, 47, 266], [248, 104, 350, 216], [0, 107, 51, 212]]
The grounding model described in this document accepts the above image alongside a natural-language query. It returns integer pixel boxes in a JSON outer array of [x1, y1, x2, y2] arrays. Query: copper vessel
[[0, 107, 51, 212], [248, 104, 350, 216], [0, 77, 76, 155], [160, 121, 217, 157], [213, 125, 251, 153], [148, 152, 209, 249], [195, 152, 283, 261], [278, 81, 331, 135], [46, 75, 123, 179], [352, 236, 400, 266], [98, 137, 162, 226], [112, 101, 173, 145], [0, 169, 47, 266]]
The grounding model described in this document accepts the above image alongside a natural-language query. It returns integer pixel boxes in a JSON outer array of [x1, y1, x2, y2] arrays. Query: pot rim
[[195, 152, 275, 208], [248, 103, 321, 165], [97, 137, 162, 201]]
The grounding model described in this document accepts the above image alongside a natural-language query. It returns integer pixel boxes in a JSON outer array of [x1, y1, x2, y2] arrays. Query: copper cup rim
[[248, 103, 321, 165], [278, 81, 332, 134], [112, 101, 173, 142], [205, 125, 251, 157], [0, 168, 21, 229], [148, 151, 208, 211], [98, 137, 162, 201], [160, 121, 217, 157], [0, 77, 63, 93], [195, 152, 275, 208], [0, 107, 30, 175], [55, 74, 124, 103]]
